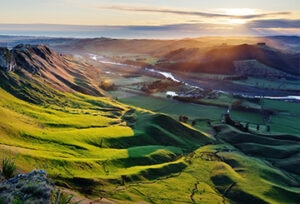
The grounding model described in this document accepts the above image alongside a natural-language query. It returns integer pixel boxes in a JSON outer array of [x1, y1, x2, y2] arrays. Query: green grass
[[0, 86, 222, 202], [0, 86, 212, 183], [1, 157, 16, 179], [120, 94, 300, 135], [1, 70, 300, 203], [263, 99, 300, 134], [120, 95, 225, 121], [263, 99, 300, 115], [234, 77, 300, 90]]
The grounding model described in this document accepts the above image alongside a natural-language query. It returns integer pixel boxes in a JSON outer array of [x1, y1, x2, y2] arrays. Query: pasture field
[[120, 94, 300, 135], [234, 77, 300, 91]]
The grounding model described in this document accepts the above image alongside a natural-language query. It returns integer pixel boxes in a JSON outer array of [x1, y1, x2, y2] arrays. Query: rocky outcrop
[[11, 44, 61, 74], [0, 44, 59, 73], [0, 47, 16, 71], [0, 170, 55, 204]]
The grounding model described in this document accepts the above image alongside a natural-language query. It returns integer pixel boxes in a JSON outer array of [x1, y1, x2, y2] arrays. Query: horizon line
[[0, 23, 299, 40]]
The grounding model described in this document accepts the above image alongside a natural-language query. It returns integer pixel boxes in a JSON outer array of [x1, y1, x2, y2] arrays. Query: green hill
[[0, 44, 299, 203]]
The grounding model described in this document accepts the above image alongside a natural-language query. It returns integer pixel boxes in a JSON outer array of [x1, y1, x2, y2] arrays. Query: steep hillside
[[0, 44, 103, 105]]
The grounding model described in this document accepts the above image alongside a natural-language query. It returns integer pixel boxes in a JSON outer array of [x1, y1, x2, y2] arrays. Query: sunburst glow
[[221, 8, 258, 16], [214, 8, 259, 25], [226, 18, 247, 25], [0, 1, 299, 37]]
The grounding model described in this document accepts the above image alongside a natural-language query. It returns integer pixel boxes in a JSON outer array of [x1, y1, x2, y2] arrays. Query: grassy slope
[[214, 125, 300, 203], [1, 71, 300, 202], [2, 88, 296, 203], [120, 95, 300, 135], [0, 85, 217, 202], [1, 90, 300, 203], [119, 95, 300, 203]]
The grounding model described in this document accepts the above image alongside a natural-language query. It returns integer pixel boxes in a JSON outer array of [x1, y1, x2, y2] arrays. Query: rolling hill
[[0, 44, 299, 203], [0, 44, 213, 202], [157, 43, 300, 76], [1, 35, 299, 78]]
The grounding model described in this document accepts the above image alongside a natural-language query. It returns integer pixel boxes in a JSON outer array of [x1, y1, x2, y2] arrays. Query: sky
[[0, 0, 300, 38]]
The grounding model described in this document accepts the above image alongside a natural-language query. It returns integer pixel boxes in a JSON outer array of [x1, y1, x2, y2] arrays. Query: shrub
[[54, 191, 82, 204], [99, 80, 116, 91], [1, 157, 16, 179], [58, 193, 74, 204]]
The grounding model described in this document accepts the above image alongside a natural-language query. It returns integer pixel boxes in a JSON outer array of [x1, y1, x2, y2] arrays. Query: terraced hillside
[[0, 44, 299, 203]]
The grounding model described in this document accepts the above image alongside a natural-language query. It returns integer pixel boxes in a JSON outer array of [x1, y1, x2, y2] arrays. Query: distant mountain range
[[1, 35, 299, 80]]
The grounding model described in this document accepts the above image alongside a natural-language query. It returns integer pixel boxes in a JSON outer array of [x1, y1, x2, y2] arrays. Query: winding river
[[89, 53, 300, 101]]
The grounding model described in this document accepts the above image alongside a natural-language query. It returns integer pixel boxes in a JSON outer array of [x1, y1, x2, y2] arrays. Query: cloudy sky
[[0, 0, 299, 38]]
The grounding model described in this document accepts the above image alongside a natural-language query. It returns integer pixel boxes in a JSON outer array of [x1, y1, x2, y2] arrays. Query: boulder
[[0, 170, 55, 204]]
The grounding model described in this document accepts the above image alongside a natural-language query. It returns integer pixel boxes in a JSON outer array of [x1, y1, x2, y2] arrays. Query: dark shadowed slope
[[158, 44, 300, 75]]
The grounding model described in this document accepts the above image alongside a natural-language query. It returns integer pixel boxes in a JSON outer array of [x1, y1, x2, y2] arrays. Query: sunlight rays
[[215, 8, 258, 25], [221, 8, 258, 16]]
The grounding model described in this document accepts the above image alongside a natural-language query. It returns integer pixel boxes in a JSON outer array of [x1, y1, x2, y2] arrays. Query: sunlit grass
[[1, 75, 299, 203], [0, 86, 210, 181]]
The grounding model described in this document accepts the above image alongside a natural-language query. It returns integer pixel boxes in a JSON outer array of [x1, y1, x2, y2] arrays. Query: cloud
[[244, 19, 300, 35], [99, 5, 290, 20], [1, 20, 299, 39], [247, 19, 300, 28], [0, 23, 245, 38]]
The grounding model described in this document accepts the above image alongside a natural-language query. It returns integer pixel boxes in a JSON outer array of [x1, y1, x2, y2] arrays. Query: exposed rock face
[[0, 44, 58, 73], [0, 170, 55, 204], [11, 44, 59, 74], [0, 47, 16, 71]]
